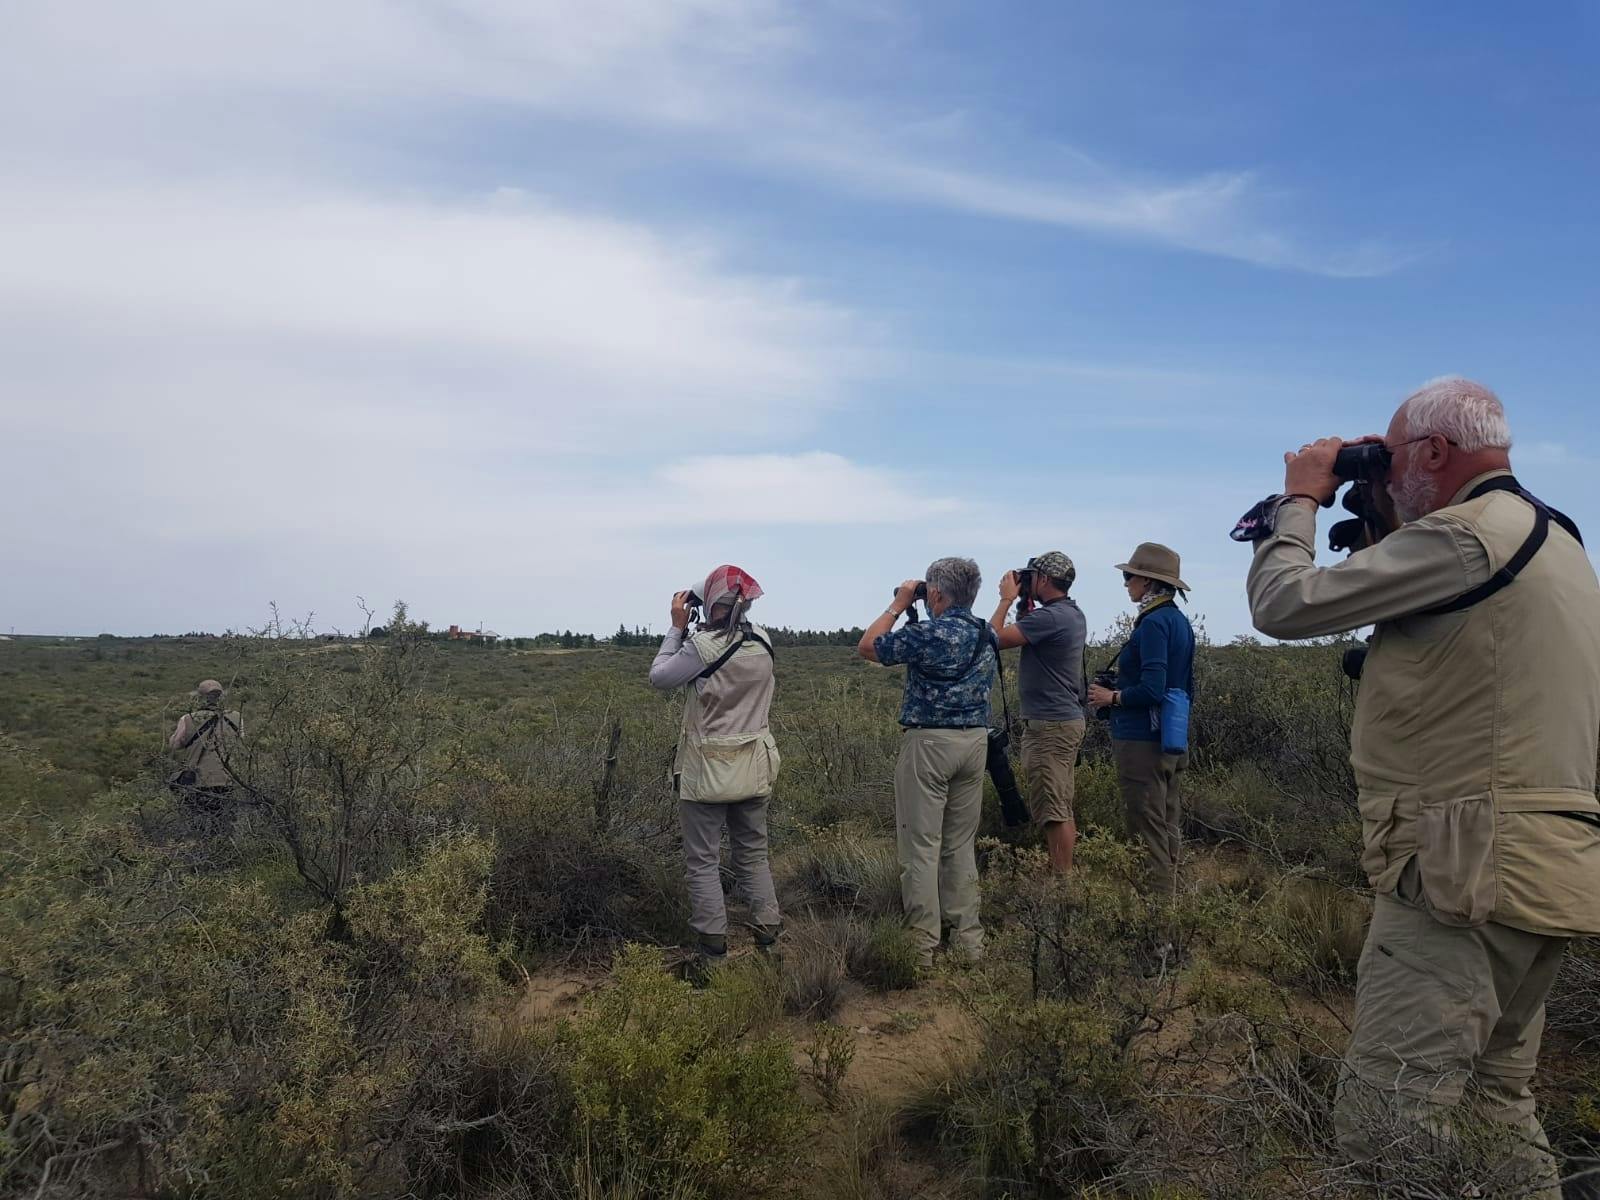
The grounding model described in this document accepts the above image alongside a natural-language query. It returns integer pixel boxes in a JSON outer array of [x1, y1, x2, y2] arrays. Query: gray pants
[[1335, 863, 1568, 1198], [1112, 738, 1187, 898], [894, 728, 985, 965], [678, 797, 781, 937]]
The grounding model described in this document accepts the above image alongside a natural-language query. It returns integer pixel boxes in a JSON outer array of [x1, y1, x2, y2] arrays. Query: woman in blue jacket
[[1086, 543, 1196, 899]]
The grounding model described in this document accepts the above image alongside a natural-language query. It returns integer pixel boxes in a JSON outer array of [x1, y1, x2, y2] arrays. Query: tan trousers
[[1335, 862, 1568, 1198], [678, 797, 781, 937], [894, 728, 985, 965], [1112, 738, 1186, 898], [1021, 718, 1086, 825]]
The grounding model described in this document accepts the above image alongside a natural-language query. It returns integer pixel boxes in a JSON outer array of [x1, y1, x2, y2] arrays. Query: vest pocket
[[1356, 790, 1397, 885], [1415, 795, 1496, 927], [679, 732, 779, 804]]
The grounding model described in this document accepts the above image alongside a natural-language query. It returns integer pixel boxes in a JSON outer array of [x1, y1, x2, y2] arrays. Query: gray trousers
[[894, 728, 985, 965], [678, 797, 781, 937], [1112, 738, 1187, 898], [1335, 863, 1568, 1198]]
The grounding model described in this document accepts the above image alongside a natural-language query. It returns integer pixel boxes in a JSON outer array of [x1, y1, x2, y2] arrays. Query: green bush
[[920, 997, 1138, 1194], [0, 820, 500, 1199], [847, 917, 922, 991], [777, 917, 850, 1020], [562, 945, 805, 1197], [779, 824, 901, 919]]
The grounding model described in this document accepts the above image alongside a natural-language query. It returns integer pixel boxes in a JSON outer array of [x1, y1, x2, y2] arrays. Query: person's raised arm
[[649, 591, 705, 689], [989, 571, 1029, 650], [859, 580, 921, 663], [1247, 439, 1491, 640]]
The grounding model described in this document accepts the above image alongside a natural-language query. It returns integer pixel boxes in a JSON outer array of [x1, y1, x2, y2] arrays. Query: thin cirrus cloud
[[2, 0, 1407, 279]]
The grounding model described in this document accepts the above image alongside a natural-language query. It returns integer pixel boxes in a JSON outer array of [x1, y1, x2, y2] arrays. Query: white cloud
[[2, 0, 1407, 277], [651, 453, 958, 525]]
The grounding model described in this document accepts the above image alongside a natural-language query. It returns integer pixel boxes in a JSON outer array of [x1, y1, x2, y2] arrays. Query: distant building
[[446, 624, 498, 643]]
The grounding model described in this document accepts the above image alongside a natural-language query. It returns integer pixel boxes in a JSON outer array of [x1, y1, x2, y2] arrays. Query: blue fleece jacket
[[1110, 602, 1195, 743]]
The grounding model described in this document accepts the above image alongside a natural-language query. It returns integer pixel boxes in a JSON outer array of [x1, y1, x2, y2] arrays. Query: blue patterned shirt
[[873, 606, 997, 728]]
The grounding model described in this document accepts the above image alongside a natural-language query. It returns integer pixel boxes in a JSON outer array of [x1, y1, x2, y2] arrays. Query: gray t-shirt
[[1016, 597, 1087, 721]]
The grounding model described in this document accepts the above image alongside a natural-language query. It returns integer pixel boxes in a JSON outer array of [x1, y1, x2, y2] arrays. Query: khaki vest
[[175, 709, 243, 788], [1352, 476, 1600, 935], [673, 624, 780, 805]]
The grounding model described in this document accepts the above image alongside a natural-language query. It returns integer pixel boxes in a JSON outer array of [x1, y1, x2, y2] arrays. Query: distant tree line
[[361, 623, 867, 649]]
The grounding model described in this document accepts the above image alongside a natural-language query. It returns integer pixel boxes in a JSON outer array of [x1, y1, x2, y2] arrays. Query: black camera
[[1091, 669, 1117, 720], [1013, 567, 1036, 618]]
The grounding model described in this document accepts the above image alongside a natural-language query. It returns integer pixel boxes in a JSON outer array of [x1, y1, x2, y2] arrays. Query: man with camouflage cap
[[991, 552, 1088, 871]]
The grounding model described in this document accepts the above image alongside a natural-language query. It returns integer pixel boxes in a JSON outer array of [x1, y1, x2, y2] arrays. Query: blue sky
[[3, 1, 1598, 640]]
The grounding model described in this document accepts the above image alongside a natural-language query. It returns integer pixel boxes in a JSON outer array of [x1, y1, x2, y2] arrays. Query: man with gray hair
[[1245, 377, 1600, 1196], [859, 557, 996, 969]]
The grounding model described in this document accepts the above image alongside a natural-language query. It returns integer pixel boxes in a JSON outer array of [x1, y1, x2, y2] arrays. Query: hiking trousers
[[1112, 738, 1187, 898], [678, 797, 781, 938], [894, 727, 985, 966], [1334, 863, 1568, 1199]]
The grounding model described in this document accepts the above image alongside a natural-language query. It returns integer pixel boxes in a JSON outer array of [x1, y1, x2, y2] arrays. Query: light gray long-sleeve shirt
[[648, 627, 706, 690]]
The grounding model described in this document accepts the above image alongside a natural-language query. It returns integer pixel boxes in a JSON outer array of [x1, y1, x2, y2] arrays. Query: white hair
[[1400, 376, 1512, 453]]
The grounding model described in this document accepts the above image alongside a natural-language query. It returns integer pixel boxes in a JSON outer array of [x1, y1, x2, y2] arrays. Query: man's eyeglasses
[[1385, 434, 1459, 454], [1122, 572, 1136, 583]]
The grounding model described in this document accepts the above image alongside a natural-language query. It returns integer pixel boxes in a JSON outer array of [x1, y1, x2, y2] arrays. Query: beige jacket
[[1248, 471, 1600, 936], [652, 624, 780, 805], [168, 708, 244, 788]]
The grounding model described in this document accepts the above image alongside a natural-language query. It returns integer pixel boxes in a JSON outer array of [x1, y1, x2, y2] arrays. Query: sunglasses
[[1122, 572, 1136, 583]]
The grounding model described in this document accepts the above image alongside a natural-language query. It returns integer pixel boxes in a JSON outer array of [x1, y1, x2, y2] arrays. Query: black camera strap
[[178, 711, 241, 751], [1417, 476, 1583, 617], [695, 627, 775, 681], [1095, 600, 1166, 679]]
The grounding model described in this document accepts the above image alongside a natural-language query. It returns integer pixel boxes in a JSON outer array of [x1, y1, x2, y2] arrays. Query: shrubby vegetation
[[2, 617, 1596, 1197]]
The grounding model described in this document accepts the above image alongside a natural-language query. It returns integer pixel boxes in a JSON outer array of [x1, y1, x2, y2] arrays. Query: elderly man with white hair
[[1245, 378, 1600, 1196]]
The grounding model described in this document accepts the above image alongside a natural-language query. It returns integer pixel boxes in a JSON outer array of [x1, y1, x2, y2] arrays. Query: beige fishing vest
[[175, 709, 243, 788], [673, 624, 780, 805], [1352, 478, 1600, 935]]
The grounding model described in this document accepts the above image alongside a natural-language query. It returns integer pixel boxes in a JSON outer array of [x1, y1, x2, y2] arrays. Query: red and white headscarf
[[695, 564, 763, 611]]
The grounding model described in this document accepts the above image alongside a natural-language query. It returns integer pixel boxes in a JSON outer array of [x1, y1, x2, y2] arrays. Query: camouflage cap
[[1028, 551, 1076, 586], [196, 679, 224, 701]]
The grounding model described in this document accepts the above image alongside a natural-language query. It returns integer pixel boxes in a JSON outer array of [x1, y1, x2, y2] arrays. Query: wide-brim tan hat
[[1115, 542, 1189, 592]]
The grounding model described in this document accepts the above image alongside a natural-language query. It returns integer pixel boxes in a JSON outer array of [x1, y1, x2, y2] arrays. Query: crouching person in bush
[[858, 557, 996, 970], [1086, 544, 1196, 901], [1245, 378, 1600, 1197], [650, 565, 782, 966]]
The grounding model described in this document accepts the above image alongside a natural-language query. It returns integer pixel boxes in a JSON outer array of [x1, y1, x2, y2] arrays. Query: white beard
[[1388, 463, 1438, 525]]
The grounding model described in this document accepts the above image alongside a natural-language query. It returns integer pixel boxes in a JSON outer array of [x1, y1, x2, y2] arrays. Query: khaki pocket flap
[[1416, 796, 1496, 927]]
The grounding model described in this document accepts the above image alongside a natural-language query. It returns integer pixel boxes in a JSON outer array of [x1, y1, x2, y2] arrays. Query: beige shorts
[[1021, 718, 1086, 825]]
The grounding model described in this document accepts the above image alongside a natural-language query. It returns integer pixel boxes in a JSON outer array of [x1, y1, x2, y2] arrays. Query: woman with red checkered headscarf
[[649, 564, 781, 968]]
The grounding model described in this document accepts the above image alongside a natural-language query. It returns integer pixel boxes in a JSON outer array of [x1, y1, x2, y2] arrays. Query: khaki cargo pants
[[894, 727, 985, 966], [1335, 862, 1568, 1198], [1021, 718, 1086, 826], [1111, 737, 1186, 898]]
